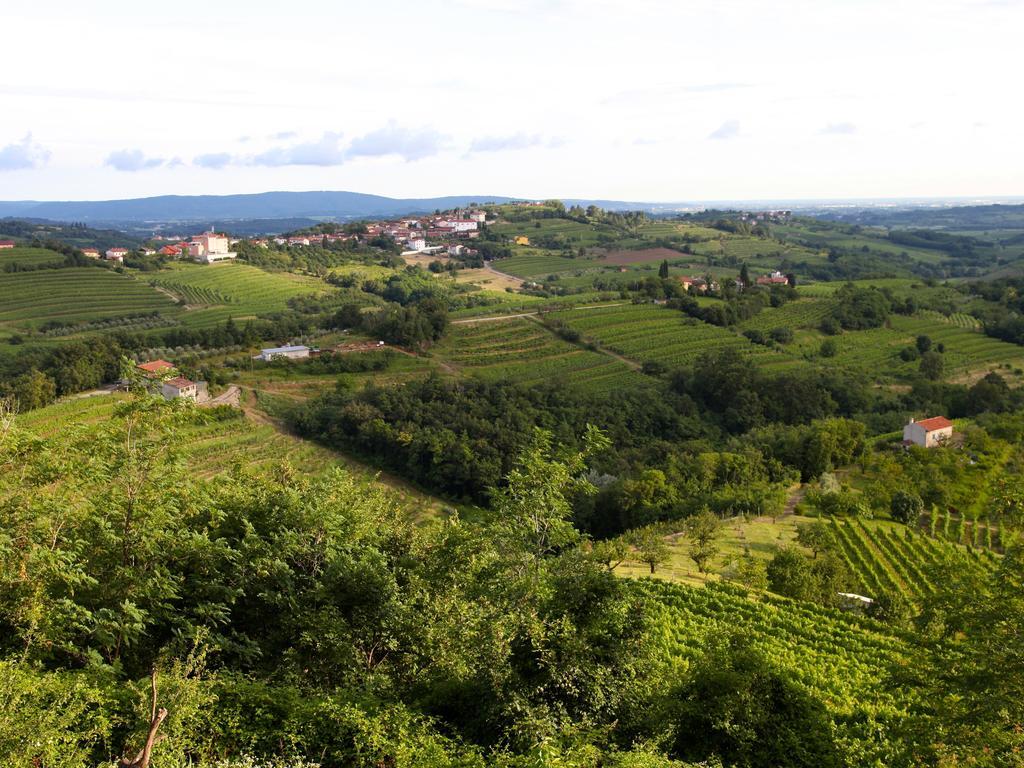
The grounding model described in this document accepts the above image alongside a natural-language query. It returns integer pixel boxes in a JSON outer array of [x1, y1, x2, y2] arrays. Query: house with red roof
[[81, 248, 100, 258], [756, 270, 790, 286], [137, 359, 176, 377], [0, 240, 14, 249], [161, 376, 199, 401], [903, 416, 954, 448]]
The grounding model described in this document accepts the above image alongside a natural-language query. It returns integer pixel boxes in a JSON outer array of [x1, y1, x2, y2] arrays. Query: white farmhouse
[[903, 416, 954, 448], [162, 376, 199, 401]]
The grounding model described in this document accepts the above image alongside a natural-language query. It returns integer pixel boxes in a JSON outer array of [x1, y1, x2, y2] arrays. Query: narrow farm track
[[525, 314, 644, 372], [451, 312, 539, 325]]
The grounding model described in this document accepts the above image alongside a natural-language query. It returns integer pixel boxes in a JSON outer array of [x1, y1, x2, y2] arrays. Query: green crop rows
[[149, 262, 324, 327], [0, 246, 66, 268], [829, 518, 995, 602], [635, 578, 912, 759], [494, 253, 583, 278], [436, 317, 646, 393], [0, 268, 178, 331], [737, 298, 834, 332], [553, 303, 803, 370]]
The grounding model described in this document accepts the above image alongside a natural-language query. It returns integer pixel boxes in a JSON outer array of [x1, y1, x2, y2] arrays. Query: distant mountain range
[[0, 191, 667, 225]]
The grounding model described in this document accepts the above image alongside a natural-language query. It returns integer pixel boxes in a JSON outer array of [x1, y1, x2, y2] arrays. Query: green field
[[789, 312, 1024, 377], [636, 578, 912, 757], [493, 252, 583, 278], [0, 245, 66, 268], [0, 267, 178, 332], [149, 261, 325, 327], [435, 316, 648, 393], [553, 303, 803, 370], [16, 393, 446, 515]]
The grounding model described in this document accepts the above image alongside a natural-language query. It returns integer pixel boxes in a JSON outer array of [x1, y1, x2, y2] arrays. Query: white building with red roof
[[161, 376, 199, 401], [903, 416, 954, 448], [105, 247, 128, 262], [189, 232, 237, 263]]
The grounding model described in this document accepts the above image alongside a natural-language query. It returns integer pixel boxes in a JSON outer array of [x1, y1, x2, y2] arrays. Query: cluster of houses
[[678, 275, 716, 293], [135, 359, 208, 402], [755, 270, 791, 286], [738, 210, 792, 223], [159, 232, 238, 263], [0, 240, 15, 249], [673, 271, 790, 293], [81, 231, 238, 264]]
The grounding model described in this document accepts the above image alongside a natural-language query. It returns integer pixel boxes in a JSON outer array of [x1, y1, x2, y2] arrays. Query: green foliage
[[890, 490, 924, 524], [684, 510, 722, 575], [766, 546, 850, 606], [666, 635, 843, 768]]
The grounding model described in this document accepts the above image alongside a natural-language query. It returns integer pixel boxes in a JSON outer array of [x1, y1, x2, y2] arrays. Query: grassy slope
[[16, 392, 449, 517]]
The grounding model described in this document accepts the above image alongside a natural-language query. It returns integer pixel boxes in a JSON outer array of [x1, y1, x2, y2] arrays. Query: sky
[[1, 0, 1022, 203]]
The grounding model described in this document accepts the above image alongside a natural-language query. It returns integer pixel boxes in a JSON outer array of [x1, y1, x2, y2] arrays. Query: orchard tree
[[686, 510, 722, 576], [796, 520, 836, 559], [890, 490, 924, 524]]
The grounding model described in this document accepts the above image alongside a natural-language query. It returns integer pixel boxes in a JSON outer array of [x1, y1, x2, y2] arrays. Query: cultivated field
[[0, 267, 178, 331], [148, 261, 324, 327], [553, 303, 803, 370], [434, 315, 648, 393], [0, 246, 66, 268]]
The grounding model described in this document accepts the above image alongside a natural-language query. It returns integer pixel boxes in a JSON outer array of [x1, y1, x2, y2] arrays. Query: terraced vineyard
[[0, 267, 178, 331], [435, 316, 647, 393], [737, 298, 834, 332], [829, 518, 996, 601], [149, 262, 324, 327], [0, 246, 66, 268], [919, 308, 983, 330], [554, 303, 804, 370], [493, 253, 581, 278], [636, 579, 912, 758], [787, 312, 1024, 375]]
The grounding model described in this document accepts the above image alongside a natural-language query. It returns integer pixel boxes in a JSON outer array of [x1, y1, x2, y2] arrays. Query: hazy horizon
[[2, 0, 1022, 202]]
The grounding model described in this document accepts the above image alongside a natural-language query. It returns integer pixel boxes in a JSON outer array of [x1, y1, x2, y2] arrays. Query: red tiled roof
[[165, 376, 194, 388], [916, 416, 953, 432], [138, 360, 174, 373]]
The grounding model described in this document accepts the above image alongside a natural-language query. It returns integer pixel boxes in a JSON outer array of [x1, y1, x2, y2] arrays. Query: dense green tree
[[667, 636, 843, 768], [919, 351, 945, 380], [890, 490, 924, 524], [685, 510, 722, 575]]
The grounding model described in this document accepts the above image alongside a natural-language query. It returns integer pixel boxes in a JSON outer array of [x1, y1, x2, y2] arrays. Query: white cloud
[[251, 132, 347, 167], [346, 123, 447, 162], [105, 149, 165, 172], [708, 120, 741, 140], [819, 122, 857, 135], [194, 152, 233, 169], [0, 133, 51, 171], [470, 133, 552, 152]]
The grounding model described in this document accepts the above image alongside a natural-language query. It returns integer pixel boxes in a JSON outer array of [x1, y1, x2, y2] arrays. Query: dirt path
[[782, 484, 806, 516], [451, 312, 539, 325], [754, 484, 806, 523], [482, 261, 525, 286], [203, 384, 240, 407]]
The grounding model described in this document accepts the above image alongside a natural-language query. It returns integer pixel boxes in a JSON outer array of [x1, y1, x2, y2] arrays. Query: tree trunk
[[118, 670, 167, 768]]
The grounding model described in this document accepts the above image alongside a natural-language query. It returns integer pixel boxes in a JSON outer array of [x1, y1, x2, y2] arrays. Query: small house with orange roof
[[903, 416, 954, 448]]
